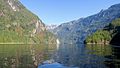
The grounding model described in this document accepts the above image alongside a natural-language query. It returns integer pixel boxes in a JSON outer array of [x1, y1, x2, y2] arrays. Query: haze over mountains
[[52, 3, 120, 44]]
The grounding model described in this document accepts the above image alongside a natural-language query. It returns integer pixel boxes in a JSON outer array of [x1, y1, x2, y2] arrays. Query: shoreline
[[86, 43, 109, 45], [0, 43, 57, 45]]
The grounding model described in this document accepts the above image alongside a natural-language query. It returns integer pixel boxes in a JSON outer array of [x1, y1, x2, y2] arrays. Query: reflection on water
[[0, 44, 120, 68], [52, 44, 120, 68], [104, 46, 120, 68], [0, 44, 56, 68]]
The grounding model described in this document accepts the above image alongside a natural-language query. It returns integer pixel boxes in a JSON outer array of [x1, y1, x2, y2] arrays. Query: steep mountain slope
[[0, 0, 56, 43], [53, 3, 120, 44], [85, 18, 120, 44]]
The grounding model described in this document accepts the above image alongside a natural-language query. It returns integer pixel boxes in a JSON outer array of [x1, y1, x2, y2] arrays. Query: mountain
[[53, 3, 120, 44], [0, 0, 56, 43], [85, 18, 120, 45], [46, 25, 58, 30]]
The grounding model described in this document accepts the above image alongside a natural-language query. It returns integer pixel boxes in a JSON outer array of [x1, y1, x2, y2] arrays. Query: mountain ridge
[[0, 0, 56, 44], [53, 3, 120, 44], [85, 18, 120, 45]]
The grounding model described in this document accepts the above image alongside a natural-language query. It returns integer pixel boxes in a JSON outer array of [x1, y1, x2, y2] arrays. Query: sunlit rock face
[[0, 0, 56, 43], [7, 0, 18, 11], [53, 3, 120, 44], [1, 0, 46, 32], [31, 20, 46, 36]]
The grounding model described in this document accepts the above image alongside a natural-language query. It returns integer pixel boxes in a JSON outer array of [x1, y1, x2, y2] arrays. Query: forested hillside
[[0, 0, 56, 44], [85, 18, 120, 44]]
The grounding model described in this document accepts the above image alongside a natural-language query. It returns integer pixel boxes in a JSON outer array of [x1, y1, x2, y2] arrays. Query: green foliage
[[110, 18, 120, 34], [86, 30, 111, 43], [0, 0, 56, 43], [32, 31, 57, 44], [0, 0, 38, 43], [0, 30, 30, 43], [85, 18, 120, 44], [111, 18, 120, 28]]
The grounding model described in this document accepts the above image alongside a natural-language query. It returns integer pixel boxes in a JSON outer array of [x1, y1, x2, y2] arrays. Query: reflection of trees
[[86, 44, 112, 56], [53, 44, 93, 67], [0, 55, 35, 68], [0, 44, 56, 68], [53, 44, 113, 67], [104, 46, 120, 68], [0, 46, 35, 68]]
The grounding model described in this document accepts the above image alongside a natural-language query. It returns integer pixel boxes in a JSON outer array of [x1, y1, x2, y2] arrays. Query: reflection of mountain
[[0, 44, 57, 68], [52, 44, 113, 67], [0, 45, 35, 68], [54, 44, 86, 67], [53, 3, 120, 44]]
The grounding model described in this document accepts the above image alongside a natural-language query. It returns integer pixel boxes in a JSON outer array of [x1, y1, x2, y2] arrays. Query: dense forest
[[85, 18, 120, 44]]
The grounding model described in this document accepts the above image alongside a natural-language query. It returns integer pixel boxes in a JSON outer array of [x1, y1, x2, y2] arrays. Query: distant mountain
[[53, 3, 120, 44], [46, 25, 58, 30], [0, 0, 56, 43]]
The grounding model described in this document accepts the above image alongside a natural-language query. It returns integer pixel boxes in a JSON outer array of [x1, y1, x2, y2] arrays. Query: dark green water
[[0, 44, 120, 68], [0, 44, 56, 68]]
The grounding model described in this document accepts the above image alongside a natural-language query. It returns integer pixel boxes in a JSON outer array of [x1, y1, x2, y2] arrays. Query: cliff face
[[0, 0, 56, 43], [53, 3, 120, 44], [1, 0, 45, 30]]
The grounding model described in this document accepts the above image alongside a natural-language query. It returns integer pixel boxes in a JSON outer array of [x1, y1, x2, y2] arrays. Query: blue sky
[[20, 0, 120, 25]]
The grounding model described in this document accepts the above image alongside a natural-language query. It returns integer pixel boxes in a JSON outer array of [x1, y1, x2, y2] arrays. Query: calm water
[[0, 44, 120, 68], [51, 44, 120, 68], [0, 44, 56, 68]]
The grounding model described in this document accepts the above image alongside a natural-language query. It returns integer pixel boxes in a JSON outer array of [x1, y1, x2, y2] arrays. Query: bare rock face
[[7, 0, 19, 11]]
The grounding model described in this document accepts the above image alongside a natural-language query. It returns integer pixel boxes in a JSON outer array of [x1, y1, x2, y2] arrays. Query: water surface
[[51, 44, 120, 68], [0, 44, 56, 68], [0, 44, 120, 68]]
